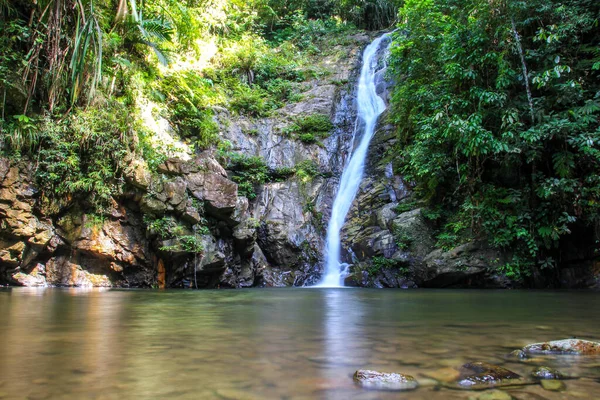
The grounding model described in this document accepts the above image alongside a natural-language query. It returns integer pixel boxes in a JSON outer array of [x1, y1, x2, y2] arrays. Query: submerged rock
[[523, 339, 600, 355], [457, 362, 522, 388], [531, 366, 565, 380], [423, 367, 461, 383], [507, 350, 528, 359], [475, 390, 513, 400], [353, 369, 418, 391], [540, 379, 566, 392]]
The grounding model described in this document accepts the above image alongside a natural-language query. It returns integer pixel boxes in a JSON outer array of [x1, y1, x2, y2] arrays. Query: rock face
[[0, 34, 372, 288], [4, 31, 594, 289], [338, 109, 516, 288], [522, 339, 600, 355], [353, 369, 418, 391]]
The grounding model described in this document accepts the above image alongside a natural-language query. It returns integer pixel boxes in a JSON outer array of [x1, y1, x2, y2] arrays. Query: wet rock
[[540, 379, 566, 391], [508, 350, 528, 359], [457, 362, 523, 388], [523, 339, 600, 355], [353, 369, 418, 391], [531, 366, 565, 380]]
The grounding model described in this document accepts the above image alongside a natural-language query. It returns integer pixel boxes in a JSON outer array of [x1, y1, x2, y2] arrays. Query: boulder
[[531, 367, 565, 380], [418, 242, 508, 288], [123, 156, 152, 189], [540, 380, 566, 392], [522, 339, 600, 355], [45, 256, 113, 287], [456, 362, 523, 388], [353, 369, 418, 391]]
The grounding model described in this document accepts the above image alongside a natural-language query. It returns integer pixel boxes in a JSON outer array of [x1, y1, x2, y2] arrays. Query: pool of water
[[1, 288, 599, 399]]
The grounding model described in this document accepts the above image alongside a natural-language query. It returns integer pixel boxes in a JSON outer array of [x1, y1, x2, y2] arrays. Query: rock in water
[[522, 339, 600, 355], [457, 362, 522, 388], [540, 379, 566, 391], [531, 366, 565, 380], [476, 390, 513, 400], [507, 349, 527, 359], [353, 369, 418, 391]]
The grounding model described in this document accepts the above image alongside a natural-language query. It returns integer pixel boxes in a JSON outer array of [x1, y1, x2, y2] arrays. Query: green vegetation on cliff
[[0, 0, 397, 213], [388, 0, 600, 279]]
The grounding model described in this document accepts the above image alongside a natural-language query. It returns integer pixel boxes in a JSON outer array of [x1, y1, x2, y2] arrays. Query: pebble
[[540, 379, 566, 391]]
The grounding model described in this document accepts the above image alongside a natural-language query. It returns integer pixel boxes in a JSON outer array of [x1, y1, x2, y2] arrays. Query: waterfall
[[316, 33, 391, 288]]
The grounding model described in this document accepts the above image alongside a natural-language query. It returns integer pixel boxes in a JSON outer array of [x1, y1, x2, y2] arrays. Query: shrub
[[285, 113, 333, 144], [224, 152, 270, 199], [368, 257, 409, 277]]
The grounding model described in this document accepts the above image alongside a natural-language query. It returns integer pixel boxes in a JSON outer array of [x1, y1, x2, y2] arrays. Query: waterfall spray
[[316, 33, 391, 288]]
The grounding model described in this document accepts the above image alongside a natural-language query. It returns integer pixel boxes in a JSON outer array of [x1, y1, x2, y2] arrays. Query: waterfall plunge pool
[[1, 288, 600, 399]]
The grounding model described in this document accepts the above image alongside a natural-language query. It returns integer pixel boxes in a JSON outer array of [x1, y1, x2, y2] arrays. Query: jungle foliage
[[388, 0, 600, 279], [0, 0, 390, 212]]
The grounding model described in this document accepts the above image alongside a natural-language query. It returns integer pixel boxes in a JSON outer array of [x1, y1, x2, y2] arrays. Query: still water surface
[[1, 288, 600, 399]]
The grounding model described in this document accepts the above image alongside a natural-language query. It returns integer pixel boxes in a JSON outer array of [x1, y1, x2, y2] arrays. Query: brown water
[[1, 288, 600, 400]]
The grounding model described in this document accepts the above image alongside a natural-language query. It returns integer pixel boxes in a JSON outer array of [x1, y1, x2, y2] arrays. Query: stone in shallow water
[[474, 389, 513, 400], [424, 367, 461, 383], [523, 339, 600, 355], [540, 379, 566, 391], [353, 369, 418, 391], [457, 362, 522, 388], [507, 350, 527, 359], [531, 366, 565, 380]]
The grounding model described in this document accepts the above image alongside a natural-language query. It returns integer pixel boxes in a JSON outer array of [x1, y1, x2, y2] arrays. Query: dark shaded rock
[[419, 242, 510, 288], [531, 367, 565, 380], [353, 369, 418, 391], [457, 362, 522, 388], [523, 339, 600, 355]]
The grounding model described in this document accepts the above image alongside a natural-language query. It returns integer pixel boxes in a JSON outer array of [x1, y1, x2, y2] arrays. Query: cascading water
[[316, 33, 391, 288]]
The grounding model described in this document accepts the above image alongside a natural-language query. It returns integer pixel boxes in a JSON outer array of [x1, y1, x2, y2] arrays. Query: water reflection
[[1, 288, 600, 399]]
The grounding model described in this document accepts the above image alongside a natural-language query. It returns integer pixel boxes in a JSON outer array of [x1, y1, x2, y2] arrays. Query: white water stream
[[316, 33, 391, 287]]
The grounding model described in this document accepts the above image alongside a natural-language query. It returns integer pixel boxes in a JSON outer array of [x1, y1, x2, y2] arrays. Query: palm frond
[[141, 40, 170, 66], [140, 18, 174, 42], [70, 1, 103, 105]]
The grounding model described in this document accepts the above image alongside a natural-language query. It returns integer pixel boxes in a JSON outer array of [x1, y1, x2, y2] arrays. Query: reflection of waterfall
[[317, 33, 392, 287], [319, 289, 368, 390]]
